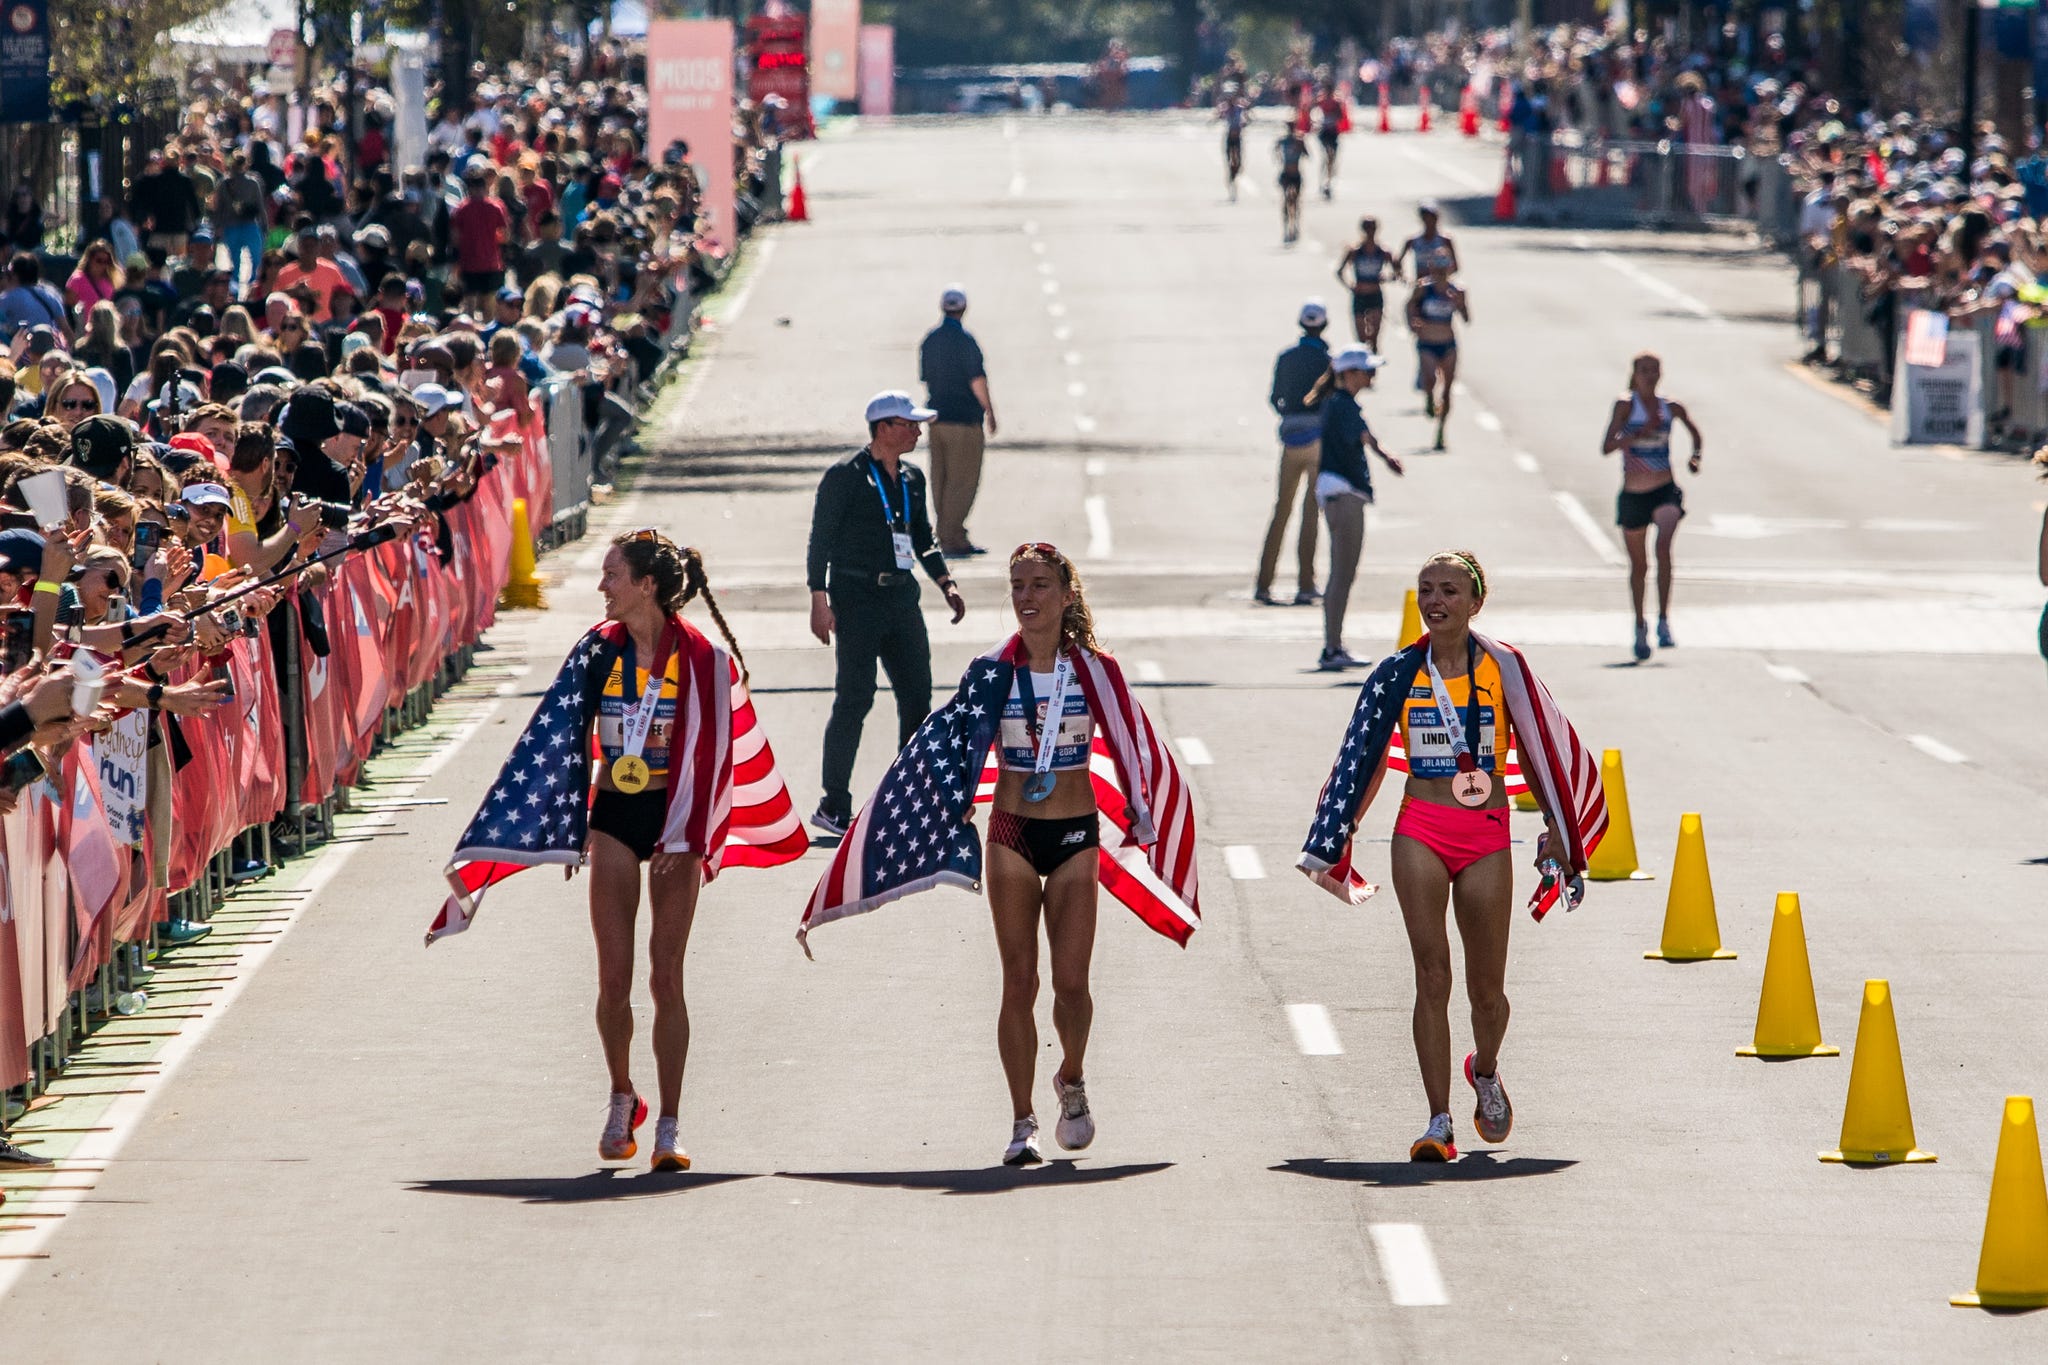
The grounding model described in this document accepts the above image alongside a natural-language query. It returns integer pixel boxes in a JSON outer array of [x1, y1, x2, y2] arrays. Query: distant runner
[[1335, 216, 1399, 349], [1314, 82, 1348, 200], [1397, 200, 1460, 278], [1219, 85, 1250, 202], [1406, 264, 1468, 449], [1276, 127, 1309, 244], [1599, 353, 1704, 661]]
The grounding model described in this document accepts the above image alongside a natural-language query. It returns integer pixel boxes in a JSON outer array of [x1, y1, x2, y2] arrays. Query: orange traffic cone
[[1492, 153, 1517, 222], [787, 157, 809, 222], [1377, 83, 1391, 134], [1459, 86, 1479, 138], [1417, 85, 1433, 133]]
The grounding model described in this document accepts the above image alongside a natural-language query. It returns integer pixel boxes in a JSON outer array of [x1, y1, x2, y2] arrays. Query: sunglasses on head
[[623, 528, 661, 544], [1011, 542, 1061, 562]]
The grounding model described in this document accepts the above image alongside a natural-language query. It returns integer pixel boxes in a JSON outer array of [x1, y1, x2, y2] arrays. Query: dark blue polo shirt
[[918, 316, 987, 425], [1270, 334, 1330, 416]]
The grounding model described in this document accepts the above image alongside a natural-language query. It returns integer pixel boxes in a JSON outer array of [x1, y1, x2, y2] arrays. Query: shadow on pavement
[[407, 1169, 762, 1203], [777, 1160, 1172, 1195], [1272, 1153, 1576, 1185]]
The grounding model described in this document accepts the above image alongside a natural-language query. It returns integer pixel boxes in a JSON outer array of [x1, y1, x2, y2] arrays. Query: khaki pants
[[927, 421, 985, 551], [1321, 490, 1367, 653], [1257, 443, 1320, 596]]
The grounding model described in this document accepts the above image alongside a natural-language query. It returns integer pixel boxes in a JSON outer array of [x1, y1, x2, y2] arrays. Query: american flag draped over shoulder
[[426, 616, 806, 945], [1297, 632, 1606, 920], [800, 638, 1199, 955]]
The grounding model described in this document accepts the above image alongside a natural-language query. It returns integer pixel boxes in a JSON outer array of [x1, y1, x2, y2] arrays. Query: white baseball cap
[[1298, 299, 1329, 328], [864, 390, 938, 424], [1331, 344, 1385, 374], [940, 285, 968, 311], [412, 383, 457, 417]]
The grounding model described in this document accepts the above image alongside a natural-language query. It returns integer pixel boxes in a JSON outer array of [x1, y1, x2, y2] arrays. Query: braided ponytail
[[678, 547, 748, 681]]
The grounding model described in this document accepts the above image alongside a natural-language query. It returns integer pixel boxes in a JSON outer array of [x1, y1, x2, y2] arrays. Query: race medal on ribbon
[[1022, 771, 1056, 804], [610, 626, 674, 798], [611, 755, 651, 793], [1453, 767, 1493, 808], [1015, 653, 1075, 806]]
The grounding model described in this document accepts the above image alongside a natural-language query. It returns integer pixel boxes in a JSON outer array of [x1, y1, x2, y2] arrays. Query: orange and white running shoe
[[1409, 1112, 1457, 1162], [1465, 1052, 1513, 1145], [650, 1116, 690, 1172], [600, 1091, 647, 1161]]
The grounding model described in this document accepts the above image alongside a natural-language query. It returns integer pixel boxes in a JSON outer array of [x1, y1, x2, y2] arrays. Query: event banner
[[648, 19, 737, 252], [810, 0, 860, 102], [0, 0, 52, 124], [858, 23, 894, 117]]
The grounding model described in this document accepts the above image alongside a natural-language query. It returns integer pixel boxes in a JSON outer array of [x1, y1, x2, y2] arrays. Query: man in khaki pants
[[1256, 299, 1331, 605], [919, 285, 998, 556]]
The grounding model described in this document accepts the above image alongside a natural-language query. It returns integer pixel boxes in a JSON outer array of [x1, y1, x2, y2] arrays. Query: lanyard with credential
[[867, 461, 910, 528], [611, 625, 676, 794], [1425, 638, 1493, 808], [1012, 653, 1074, 804]]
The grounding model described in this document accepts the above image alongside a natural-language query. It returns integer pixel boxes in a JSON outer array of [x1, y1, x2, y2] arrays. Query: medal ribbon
[[1013, 652, 1074, 780], [1424, 638, 1483, 773], [616, 625, 677, 767]]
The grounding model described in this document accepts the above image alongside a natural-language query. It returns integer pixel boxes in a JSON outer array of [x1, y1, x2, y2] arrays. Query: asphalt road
[[4, 111, 2047, 1363]]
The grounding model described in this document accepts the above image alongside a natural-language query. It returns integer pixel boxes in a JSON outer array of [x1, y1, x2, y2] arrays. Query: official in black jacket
[[804, 390, 967, 834]]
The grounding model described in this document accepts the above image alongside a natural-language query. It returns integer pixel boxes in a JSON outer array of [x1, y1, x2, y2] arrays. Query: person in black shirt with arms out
[[806, 390, 967, 835]]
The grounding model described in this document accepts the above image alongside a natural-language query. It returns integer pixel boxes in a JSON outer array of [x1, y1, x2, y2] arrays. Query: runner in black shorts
[[1276, 127, 1307, 245], [1219, 86, 1249, 202], [1600, 353, 1704, 661], [1336, 217, 1399, 348]]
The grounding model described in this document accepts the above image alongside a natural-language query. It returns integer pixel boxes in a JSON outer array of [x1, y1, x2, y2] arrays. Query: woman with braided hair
[[1297, 551, 1608, 1164], [800, 542, 1203, 1168], [427, 528, 808, 1170]]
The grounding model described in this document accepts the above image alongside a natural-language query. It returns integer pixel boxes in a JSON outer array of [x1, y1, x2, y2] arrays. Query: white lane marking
[[1040, 278, 1059, 295], [1083, 456, 1108, 477], [713, 237, 776, 327], [1009, 172, 1027, 197], [1036, 260, 1054, 275], [1066, 381, 1087, 398], [1552, 492, 1627, 567], [1370, 1224, 1450, 1307], [1303, 237, 1326, 254], [1765, 663, 1810, 685], [1239, 176, 1260, 199], [1023, 219, 1040, 235], [1048, 302, 1067, 318], [1395, 143, 1486, 191], [1450, 381, 1470, 398], [1907, 734, 1968, 764], [1474, 411, 1502, 434], [1031, 240, 1047, 255], [1136, 659, 1165, 683], [1085, 493, 1112, 557], [1175, 736, 1213, 766], [1286, 1003, 1343, 1056], [1863, 517, 1975, 534], [1596, 250, 1725, 326], [1224, 845, 1266, 880], [1052, 325, 1073, 341], [1512, 452, 1541, 474], [1073, 413, 1096, 434], [1063, 350, 1083, 366]]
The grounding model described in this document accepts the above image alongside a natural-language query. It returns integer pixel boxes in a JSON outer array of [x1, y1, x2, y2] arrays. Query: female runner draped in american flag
[[1297, 552, 1606, 1165], [802, 543, 1199, 1167], [426, 530, 806, 1170]]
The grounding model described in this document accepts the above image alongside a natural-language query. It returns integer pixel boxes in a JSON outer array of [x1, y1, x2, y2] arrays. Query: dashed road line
[[1009, 172, 1027, 197], [1224, 845, 1266, 880], [1066, 381, 1087, 398], [1596, 250, 1725, 327], [1084, 493, 1112, 556], [1907, 734, 1968, 764], [1041, 279, 1059, 295], [1474, 411, 1502, 434], [1511, 452, 1541, 474], [1083, 457, 1108, 477], [1764, 663, 1810, 685], [1048, 302, 1067, 318], [1052, 325, 1072, 341], [1135, 659, 1165, 682], [1063, 350, 1082, 366], [1552, 492, 1627, 567], [1395, 143, 1487, 191], [1286, 1003, 1342, 1055], [1072, 413, 1096, 434], [1369, 1224, 1450, 1307], [1174, 736, 1213, 766], [1036, 260, 1054, 275]]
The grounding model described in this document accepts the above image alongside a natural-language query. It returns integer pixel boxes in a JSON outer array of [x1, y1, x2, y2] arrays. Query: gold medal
[[611, 755, 651, 793]]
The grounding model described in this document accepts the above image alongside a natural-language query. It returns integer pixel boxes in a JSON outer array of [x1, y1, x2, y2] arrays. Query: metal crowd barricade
[[544, 378, 591, 547], [1514, 132, 1756, 229]]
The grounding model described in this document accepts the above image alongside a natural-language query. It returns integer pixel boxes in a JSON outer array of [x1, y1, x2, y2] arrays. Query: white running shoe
[[1053, 1073, 1096, 1151], [650, 1115, 690, 1171], [1465, 1052, 1513, 1145], [1003, 1114, 1043, 1166], [1409, 1111, 1457, 1162], [599, 1091, 647, 1161]]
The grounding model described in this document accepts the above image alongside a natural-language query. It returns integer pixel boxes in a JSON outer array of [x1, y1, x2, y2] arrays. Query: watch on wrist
[[146, 683, 165, 709]]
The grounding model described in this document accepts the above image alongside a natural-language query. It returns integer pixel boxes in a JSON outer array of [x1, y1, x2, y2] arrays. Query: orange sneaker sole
[[599, 1095, 649, 1161], [651, 1150, 691, 1172]]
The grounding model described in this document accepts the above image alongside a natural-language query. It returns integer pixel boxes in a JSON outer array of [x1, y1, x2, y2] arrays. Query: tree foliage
[[51, 0, 219, 111]]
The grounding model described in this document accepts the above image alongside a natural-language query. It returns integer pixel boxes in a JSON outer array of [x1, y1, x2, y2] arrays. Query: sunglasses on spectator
[[59, 398, 95, 411]]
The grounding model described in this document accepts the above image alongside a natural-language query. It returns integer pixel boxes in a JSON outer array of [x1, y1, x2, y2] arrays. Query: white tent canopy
[[165, 0, 299, 62]]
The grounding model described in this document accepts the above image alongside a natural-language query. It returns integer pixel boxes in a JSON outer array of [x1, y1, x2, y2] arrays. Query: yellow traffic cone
[[1737, 893, 1838, 1057], [1644, 813, 1734, 960], [498, 497, 546, 610], [1821, 980, 1936, 1165], [1952, 1096, 2048, 1308], [1396, 588, 1423, 650], [1586, 749, 1652, 881]]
